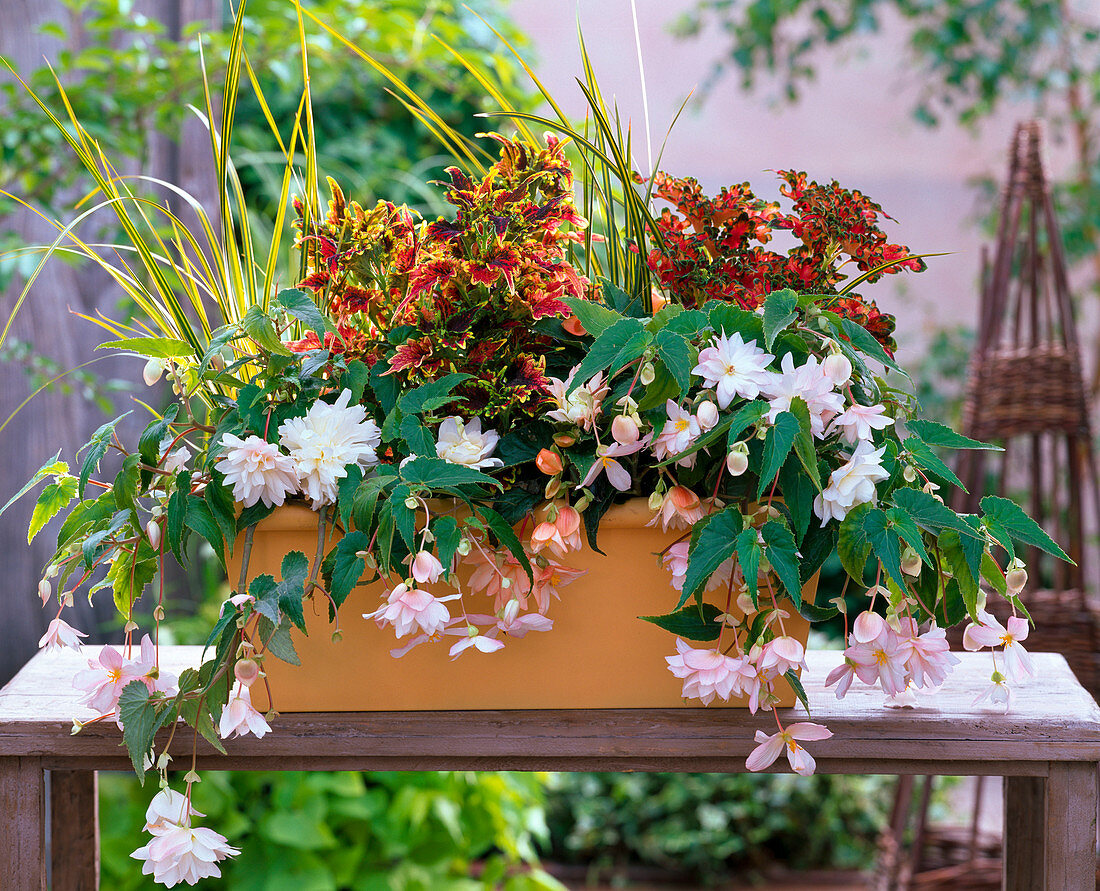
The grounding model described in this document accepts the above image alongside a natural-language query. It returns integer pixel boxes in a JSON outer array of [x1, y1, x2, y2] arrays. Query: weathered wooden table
[[0, 647, 1097, 890]]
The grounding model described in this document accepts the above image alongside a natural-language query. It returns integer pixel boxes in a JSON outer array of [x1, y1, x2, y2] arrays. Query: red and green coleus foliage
[[643, 170, 925, 354], [289, 133, 594, 426]]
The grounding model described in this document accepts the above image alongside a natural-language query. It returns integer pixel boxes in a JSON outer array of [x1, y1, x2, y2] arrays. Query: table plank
[[1, 648, 1098, 773]]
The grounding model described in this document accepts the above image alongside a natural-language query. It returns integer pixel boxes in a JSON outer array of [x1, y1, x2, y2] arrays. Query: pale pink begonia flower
[[408, 550, 444, 585], [216, 433, 298, 509], [962, 612, 1034, 681], [131, 822, 239, 887], [648, 485, 708, 532], [758, 635, 806, 676], [73, 635, 177, 720], [158, 436, 192, 475], [829, 403, 894, 445], [652, 400, 702, 460], [492, 600, 554, 638], [973, 672, 1013, 711], [365, 583, 456, 639], [691, 332, 774, 407], [219, 682, 271, 740], [578, 437, 649, 492], [895, 619, 959, 689], [448, 628, 506, 658], [824, 656, 860, 699], [822, 352, 853, 387], [665, 638, 746, 705], [38, 616, 87, 653], [434, 415, 503, 470], [546, 367, 610, 431], [279, 389, 382, 507], [761, 354, 845, 438], [144, 788, 202, 832], [844, 627, 908, 696], [812, 440, 889, 525], [745, 722, 833, 776]]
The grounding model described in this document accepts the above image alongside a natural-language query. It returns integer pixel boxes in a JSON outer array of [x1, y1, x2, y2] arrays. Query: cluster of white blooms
[[216, 389, 381, 510]]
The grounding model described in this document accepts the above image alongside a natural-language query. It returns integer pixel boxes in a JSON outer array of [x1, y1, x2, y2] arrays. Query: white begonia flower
[[279, 389, 382, 509], [691, 332, 774, 408], [434, 416, 503, 469], [829, 403, 894, 445], [216, 433, 299, 509], [762, 353, 845, 438], [131, 822, 239, 887], [813, 440, 890, 525]]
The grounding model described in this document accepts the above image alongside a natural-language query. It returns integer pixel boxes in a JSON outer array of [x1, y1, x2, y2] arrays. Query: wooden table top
[[0, 647, 1098, 775]]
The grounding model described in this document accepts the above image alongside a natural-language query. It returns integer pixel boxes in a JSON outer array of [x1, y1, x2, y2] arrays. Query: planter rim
[[244, 496, 658, 533]]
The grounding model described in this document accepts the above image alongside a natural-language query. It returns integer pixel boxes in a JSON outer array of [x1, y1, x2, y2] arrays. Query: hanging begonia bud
[[536, 449, 563, 475], [611, 414, 640, 445], [823, 353, 853, 387], [1006, 567, 1028, 595], [142, 358, 166, 387], [234, 658, 261, 687], [726, 450, 749, 477], [696, 401, 719, 431], [901, 549, 922, 576]]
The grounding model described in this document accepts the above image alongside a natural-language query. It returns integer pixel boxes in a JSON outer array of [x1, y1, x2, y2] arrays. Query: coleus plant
[[1, 12, 1071, 889]]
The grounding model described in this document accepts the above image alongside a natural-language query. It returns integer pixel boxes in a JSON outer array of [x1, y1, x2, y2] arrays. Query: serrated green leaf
[[654, 328, 693, 396], [860, 507, 906, 588], [1, 452, 68, 518], [837, 316, 905, 377], [275, 287, 331, 336], [726, 399, 769, 446], [566, 317, 651, 394], [400, 456, 501, 490], [118, 681, 173, 781], [399, 373, 471, 414], [784, 669, 810, 712], [736, 526, 762, 605], [561, 295, 622, 338], [787, 398, 821, 489], [681, 507, 743, 608], [28, 477, 77, 543], [907, 419, 1001, 451], [885, 507, 931, 566], [399, 415, 436, 458], [837, 502, 873, 582], [249, 574, 280, 624], [708, 303, 764, 343], [186, 497, 226, 569], [979, 495, 1072, 563], [327, 530, 371, 608], [137, 404, 180, 468], [479, 506, 533, 584], [891, 488, 984, 540], [762, 289, 799, 350], [336, 464, 364, 531], [241, 304, 292, 355], [640, 603, 723, 641], [278, 550, 310, 632], [758, 412, 799, 496], [761, 519, 802, 607], [204, 471, 238, 555], [260, 615, 300, 665], [432, 515, 463, 576], [904, 435, 966, 491], [341, 359, 371, 404], [77, 413, 129, 499]]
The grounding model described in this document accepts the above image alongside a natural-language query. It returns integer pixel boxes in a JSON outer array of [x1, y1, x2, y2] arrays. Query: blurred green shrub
[[100, 770, 564, 890], [543, 772, 890, 885]]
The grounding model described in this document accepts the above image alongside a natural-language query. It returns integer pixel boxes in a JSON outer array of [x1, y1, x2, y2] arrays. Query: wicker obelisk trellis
[[952, 121, 1100, 696], [878, 122, 1100, 891]]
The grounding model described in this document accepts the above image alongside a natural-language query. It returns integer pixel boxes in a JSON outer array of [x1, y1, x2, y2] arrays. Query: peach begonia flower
[[665, 638, 746, 705], [894, 619, 959, 689], [530, 522, 567, 558], [648, 485, 707, 532], [745, 721, 833, 776], [38, 616, 87, 653], [554, 506, 583, 552], [216, 433, 298, 509], [219, 682, 271, 740]]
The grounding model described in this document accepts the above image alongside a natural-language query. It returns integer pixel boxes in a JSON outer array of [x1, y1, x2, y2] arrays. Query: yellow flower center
[[107, 668, 122, 684], [674, 418, 690, 433], [873, 649, 890, 666]]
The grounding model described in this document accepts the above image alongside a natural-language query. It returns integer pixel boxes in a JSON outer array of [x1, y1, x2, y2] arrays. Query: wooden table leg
[[1043, 762, 1097, 890], [1004, 774, 1045, 890], [51, 770, 99, 890], [0, 756, 45, 890]]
